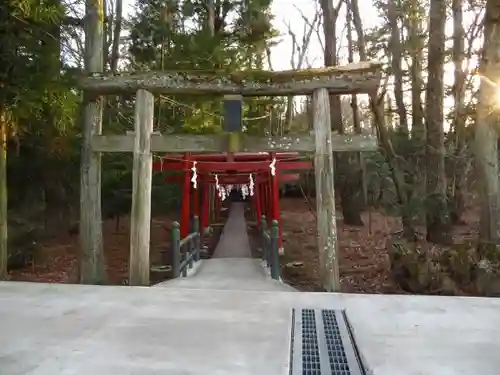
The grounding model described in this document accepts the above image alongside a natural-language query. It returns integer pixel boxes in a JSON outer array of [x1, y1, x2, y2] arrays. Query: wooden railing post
[[260, 215, 267, 263], [171, 221, 180, 278], [188, 238, 193, 270], [270, 220, 280, 280], [193, 215, 200, 261], [129, 89, 154, 286], [313, 88, 340, 292]]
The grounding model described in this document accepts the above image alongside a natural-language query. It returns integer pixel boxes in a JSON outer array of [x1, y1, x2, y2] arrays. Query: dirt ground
[[7, 197, 480, 294], [279, 198, 403, 293], [279, 198, 480, 293], [8, 215, 178, 285]]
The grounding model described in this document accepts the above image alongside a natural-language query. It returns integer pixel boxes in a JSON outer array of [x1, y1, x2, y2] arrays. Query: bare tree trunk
[[370, 98, 413, 232], [386, 2, 408, 136], [105, 0, 122, 156], [0, 109, 7, 279], [80, 0, 106, 284], [351, 0, 414, 237], [207, 0, 215, 36], [107, 0, 122, 159], [346, 8, 360, 133], [475, 0, 500, 244], [403, 1, 426, 223], [102, 0, 108, 69], [321, 0, 364, 226], [346, 6, 366, 208], [265, 47, 273, 70], [284, 11, 320, 130], [385, 96, 393, 130], [425, 0, 451, 244], [450, 0, 467, 224], [407, 1, 425, 141], [110, 0, 122, 73], [320, 0, 343, 133]]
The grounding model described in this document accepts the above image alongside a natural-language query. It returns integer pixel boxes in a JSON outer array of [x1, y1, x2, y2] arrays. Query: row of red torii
[[153, 151, 311, 252]]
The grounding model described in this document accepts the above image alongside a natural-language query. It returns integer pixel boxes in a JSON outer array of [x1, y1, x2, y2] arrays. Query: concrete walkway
[[157, 202, 294, 292], [2, 282, 500, 375], [212, 202, 253, 258]]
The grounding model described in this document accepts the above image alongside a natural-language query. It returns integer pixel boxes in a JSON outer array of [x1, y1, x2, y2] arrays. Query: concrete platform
[[2, 203, 499, 374], [1, 281, 500, 375]]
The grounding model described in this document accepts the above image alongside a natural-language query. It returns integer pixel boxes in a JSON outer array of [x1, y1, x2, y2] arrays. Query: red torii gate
[[152, 151, 312, 252]]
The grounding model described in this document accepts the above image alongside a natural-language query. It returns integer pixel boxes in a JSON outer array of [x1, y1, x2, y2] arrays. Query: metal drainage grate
[[289, 309, 364, 375], [302, 309, 321, 374]]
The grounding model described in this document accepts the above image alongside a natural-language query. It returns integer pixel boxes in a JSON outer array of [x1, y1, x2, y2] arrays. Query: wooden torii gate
[[79, 65, 381, 292], [79, 3, 382, 292]]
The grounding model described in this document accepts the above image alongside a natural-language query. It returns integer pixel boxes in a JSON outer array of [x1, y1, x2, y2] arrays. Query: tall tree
[[424, 0, 450, 243], [450, 0, 467, 224], [405, 0, 425, 141], [349, 0, 413, 237], [386, 1, 408, 136], [0, 0, 65, 278], [110, 0, 123, 73], [80, 0, 106, 284], [320, 0, 364, 226], [0, 108, 6, 279], [284, 8, 320, 129], [475, 0, 500, 244]]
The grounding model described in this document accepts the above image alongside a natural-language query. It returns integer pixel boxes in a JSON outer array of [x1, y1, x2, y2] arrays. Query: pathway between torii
[[156, 202, 294, 292]]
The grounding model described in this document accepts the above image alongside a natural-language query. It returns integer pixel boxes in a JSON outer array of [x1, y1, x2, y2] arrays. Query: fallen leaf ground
[[279, 198, 480, 293], [8, 215, 175, 285], [279, 198, 404, 293]]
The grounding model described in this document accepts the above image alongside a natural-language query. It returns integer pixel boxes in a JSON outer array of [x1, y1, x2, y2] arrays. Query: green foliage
[[0, 0, 64, 108], [127, 0, 279, 135], [82, 0, 283, 223], [1, 0, 78, 195], [0, 0, 85, 271], [1, 0, 286, 269]]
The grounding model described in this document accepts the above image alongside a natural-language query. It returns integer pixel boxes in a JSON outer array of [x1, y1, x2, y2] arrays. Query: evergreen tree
[[127, 0, 279, 135]]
